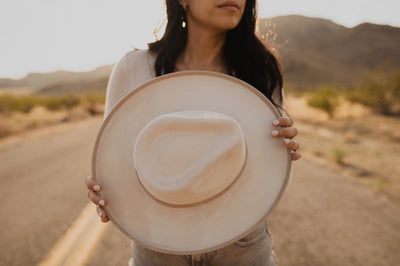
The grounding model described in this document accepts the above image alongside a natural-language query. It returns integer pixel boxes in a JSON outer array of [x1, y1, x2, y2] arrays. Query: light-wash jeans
[[129, 222, 277, 266]]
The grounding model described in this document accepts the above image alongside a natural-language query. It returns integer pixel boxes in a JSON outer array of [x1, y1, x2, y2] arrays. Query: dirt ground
[[285, 94, 400, 205], [0, 106, 92, 138]]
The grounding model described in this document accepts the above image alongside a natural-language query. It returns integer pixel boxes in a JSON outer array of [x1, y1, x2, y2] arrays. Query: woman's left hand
[[271, 117, 301, 161]]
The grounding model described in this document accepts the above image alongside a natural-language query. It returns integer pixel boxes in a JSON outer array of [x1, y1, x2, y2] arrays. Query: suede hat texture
[[92, 71, 291, 254]]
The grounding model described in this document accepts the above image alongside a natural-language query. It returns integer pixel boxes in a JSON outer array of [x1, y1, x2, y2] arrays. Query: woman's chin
[[213, 19, 241, 31]]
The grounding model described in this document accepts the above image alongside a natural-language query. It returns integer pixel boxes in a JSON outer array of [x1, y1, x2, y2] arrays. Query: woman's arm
[[104, 53, 130, 117], [86, 53, 132, 222]]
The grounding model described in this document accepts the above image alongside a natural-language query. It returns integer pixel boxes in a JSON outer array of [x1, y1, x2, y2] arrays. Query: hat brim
[[92, 71, 291, 254]]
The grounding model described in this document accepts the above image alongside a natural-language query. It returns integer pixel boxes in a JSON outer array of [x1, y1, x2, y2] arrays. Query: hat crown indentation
[[133, 111, 247, 206]]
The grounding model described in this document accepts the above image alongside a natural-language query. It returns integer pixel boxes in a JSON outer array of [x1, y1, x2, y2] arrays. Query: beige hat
[[92, 71, 291, 254]]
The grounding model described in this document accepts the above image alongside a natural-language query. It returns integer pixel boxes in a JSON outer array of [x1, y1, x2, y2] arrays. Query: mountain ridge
[[1, 15, 400, 93], [260, 15, 400, 88]]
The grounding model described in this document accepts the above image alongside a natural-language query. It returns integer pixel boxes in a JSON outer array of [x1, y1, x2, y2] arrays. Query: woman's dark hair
[[148, 0, 283, 107]]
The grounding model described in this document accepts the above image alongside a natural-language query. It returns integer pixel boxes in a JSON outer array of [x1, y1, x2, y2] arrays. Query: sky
[[1, 0, 399, 79]]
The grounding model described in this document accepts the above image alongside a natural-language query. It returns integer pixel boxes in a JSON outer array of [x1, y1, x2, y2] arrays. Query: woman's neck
[[176, 24, 228, 74]]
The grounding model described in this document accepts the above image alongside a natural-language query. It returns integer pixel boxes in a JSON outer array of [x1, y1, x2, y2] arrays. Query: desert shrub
[[23, 120, 39, 130], [60, 95, 81, 109], [0, 94, 37, 113], [307, 87, 339, 118], [373, 178, 387, 191], [16, 96, 37, 113], [346, 69, 400, 115], [329, 146, 348, 165], [84, 92, 106, 104], [0, 94, 18, 113], [81, 92, 105, 115], [41, 96, 63, 111], [41, 95, 80, 111]]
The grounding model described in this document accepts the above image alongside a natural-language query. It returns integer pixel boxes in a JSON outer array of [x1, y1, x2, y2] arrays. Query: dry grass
[[286, 94, 400, 204], [0, 91, 105, 139], [0, 106, 100, 139]]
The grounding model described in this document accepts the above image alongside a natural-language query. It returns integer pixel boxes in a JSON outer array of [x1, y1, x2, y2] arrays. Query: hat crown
[[133, 111, 247, 206]]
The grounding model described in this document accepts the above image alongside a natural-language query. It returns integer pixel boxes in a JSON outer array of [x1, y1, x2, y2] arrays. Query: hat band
[[135, 153, 247, 208]]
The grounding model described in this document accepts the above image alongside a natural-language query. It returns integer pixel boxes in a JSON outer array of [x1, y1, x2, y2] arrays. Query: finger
[[283, 138, 300, 151], [96, 206, 110, 223], [88, 190, 107, 207], [86, 176, 101, 192], [101, 216, 110, 223], [291, 152, 302, 161], [272, 117, 293, 127], [96, 205, 110, 223], [271, 127, 298, 138]]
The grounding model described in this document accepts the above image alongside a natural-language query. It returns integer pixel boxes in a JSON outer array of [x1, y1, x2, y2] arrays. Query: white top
[[105, 50, 156, 116], [105, 49, 284, 117]]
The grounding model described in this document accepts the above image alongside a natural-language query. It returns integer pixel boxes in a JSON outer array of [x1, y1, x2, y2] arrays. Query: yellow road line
[[38, 203, 109, 266]]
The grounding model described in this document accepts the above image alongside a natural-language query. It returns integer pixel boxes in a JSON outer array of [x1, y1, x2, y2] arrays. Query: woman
[[87, 0, 301, 265]]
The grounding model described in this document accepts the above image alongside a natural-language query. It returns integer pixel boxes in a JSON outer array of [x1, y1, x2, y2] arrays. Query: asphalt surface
[[1, 118, 399, 266], [0, 118, 101, 266]]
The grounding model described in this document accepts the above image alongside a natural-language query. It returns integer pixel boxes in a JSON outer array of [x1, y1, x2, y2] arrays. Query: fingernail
[[285, 139, 291, 145], [99, 211, 102, 217], [272, 130, 279, 136], [272, 119, 279, 126], [93, 185, 100, 191], [99, 200, 105, 206]]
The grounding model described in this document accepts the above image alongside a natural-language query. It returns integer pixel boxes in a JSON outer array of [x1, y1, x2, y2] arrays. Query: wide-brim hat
[[92, 71, 291, 255]]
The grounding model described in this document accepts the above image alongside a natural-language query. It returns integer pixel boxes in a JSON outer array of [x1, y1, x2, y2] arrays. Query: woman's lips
[[218, 1, 240, 11]]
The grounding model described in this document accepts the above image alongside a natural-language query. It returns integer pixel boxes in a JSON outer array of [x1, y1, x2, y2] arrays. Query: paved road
[[269, 159, 400, 266], [0, 118, 399, 266], [0, 118, 102, 266]]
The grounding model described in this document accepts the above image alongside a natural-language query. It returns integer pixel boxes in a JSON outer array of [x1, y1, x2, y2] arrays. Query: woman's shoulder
[[123, 49, 156, 76], [105, 49, 156, 115], [125, 48, 156, 60], [112, 48, 156, 88]]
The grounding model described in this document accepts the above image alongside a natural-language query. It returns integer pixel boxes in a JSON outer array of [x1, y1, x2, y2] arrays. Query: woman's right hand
[[86, 176, 110, 223]]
